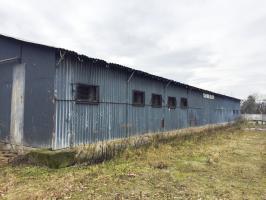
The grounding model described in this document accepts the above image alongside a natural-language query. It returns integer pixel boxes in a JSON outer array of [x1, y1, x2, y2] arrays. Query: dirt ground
[[0, 124, 265, 199]]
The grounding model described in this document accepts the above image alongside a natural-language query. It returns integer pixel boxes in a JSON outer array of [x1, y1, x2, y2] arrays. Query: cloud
[[0, 0, 266, 99]]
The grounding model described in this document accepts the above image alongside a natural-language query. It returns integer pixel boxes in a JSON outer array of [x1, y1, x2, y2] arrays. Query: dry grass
[[15, 123, 236, 168], [0, 123, 265, 199]]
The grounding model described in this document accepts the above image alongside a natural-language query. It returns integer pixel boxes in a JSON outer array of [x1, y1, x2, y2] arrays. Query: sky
[[0, 0, 266, 100]]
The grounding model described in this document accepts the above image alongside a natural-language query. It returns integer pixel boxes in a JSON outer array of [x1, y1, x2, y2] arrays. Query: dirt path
[[0, 127, 265, 199]]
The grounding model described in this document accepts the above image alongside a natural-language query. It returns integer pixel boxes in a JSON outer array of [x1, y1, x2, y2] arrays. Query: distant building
[[0, 35, 240, 149]]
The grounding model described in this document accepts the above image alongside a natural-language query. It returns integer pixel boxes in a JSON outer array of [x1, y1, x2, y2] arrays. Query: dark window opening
[[151, 94, 162, 107], [161, 118, 165, 128], [132, 90, 145, 106], [180, 97, 188, 108], [76, 84, 99, 104], [168, 97, 176, 109]]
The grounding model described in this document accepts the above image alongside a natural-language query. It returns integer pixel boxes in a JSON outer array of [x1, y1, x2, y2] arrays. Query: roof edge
[[0, 34, 241, 102]]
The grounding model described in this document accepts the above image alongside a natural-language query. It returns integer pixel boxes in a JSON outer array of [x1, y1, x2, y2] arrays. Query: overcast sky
[[1, 0, 266, 99]]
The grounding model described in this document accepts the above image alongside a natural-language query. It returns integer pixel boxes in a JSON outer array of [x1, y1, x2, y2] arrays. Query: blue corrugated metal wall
[[54, 55, 129, 148], [0, 63, 13, 142], [0, 36, 55, 148], [54, 54, 240, 149], [0, 37, 20, 143], [22, 43, 55, 148], [0, 35, 241, 150]]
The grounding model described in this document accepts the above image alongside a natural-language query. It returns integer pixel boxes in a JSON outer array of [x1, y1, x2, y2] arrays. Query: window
[[161, 118, 165, 128], [180, 97, 188, 108], [75, 83, 99, 104], [203, 93, 215, 99], [132, 90, 145, 106], [168, 97, 176, 109], [151, 94, 162, 107]]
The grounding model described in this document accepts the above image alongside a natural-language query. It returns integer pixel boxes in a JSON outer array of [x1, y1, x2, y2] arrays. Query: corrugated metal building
[[0, 34, 240, 149]]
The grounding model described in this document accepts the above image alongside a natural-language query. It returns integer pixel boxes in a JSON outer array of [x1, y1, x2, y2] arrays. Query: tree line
[[241, 95, 266, 114]]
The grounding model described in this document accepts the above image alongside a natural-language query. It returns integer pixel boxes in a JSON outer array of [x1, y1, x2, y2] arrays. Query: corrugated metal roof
[[0, 33, 240, 101]]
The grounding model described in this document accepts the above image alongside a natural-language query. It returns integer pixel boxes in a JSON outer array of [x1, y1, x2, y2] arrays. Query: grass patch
[[1, 122, 265, 199], [13, 123, 240, 169]]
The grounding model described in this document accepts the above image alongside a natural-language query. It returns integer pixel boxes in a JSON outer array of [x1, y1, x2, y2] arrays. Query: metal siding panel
[[0, 37, 21, 143], [54, 55, 128, 149], [1, 36, 241, 149], [0, 37, 20, 60], [188, 89, 203, 109], [164, 85, 188, 129], [10, 63, 25, 145], [22, 44, 55, 148], [54, 54, 241, 149], [128, 76, 164, 135], [0, 63, 13, 142]]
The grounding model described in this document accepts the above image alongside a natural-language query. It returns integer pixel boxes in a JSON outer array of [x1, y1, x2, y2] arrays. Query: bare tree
[[241, 95, 257, 114], [241, 95, 266, 114]]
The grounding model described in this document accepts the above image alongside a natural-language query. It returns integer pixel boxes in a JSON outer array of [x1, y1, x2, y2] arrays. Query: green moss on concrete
[[13, 123, 241, 169], [24, 149, 76, 169]]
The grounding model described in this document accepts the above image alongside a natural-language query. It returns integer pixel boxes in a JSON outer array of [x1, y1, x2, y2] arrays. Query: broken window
[[132, 90, 145, 106], [180, 97, 188, 108], [168, 96, 176, 109], [75, 83, 99, 104], [151, 94, 162, 107], [203, 93, 215, 99]]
